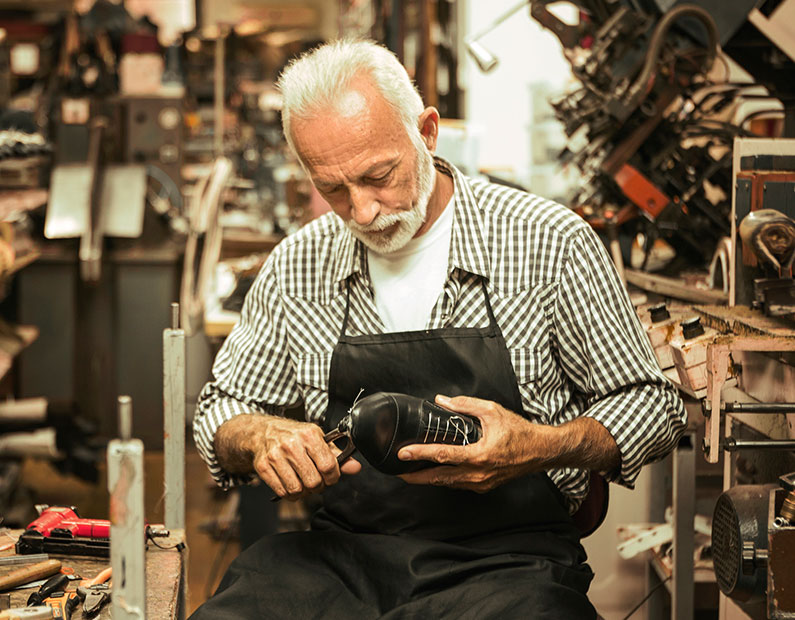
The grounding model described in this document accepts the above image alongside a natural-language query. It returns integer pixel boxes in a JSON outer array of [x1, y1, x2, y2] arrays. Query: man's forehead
[[334, 89, 369, 118]]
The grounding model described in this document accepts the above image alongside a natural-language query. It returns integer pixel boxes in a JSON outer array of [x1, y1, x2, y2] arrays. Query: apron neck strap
[[479, 278, 498, 328], [339, 278, 352, 339]]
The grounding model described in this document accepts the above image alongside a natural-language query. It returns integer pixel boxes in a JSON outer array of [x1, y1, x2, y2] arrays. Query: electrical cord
[[622, 575, 672, 620], [625, 4, 719, 111], [145, 527, 186, 552]]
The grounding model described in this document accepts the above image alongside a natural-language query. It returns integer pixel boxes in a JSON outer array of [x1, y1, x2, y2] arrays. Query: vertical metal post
[[672, 431, 695, 620], [163, 302, 186, 531], [108, 395, 146, 620], [719, 415, 736, 620], [213, 30, 225, 158]]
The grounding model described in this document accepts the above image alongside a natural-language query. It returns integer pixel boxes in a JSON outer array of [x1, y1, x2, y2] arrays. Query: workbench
[[0, 530, 186, 619]]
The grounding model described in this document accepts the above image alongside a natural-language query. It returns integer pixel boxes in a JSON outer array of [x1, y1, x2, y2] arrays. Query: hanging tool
[[0, 560, 61, 592]]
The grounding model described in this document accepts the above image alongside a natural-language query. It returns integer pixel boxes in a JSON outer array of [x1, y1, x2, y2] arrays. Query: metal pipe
[[79, 117, 107, 283], [117, 395, 132, 442], [722, 437, 795, 452], [214, 29, 226, 157], [163, 302, 186, 531], [724, 402, 795, 414], [673, 432, 696, 620]]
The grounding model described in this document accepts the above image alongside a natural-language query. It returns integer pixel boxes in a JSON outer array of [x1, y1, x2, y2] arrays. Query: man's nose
[[349, 186, 379, 226]]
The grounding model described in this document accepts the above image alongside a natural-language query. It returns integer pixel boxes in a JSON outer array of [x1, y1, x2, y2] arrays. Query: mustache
[[347, 211, 411, 233]]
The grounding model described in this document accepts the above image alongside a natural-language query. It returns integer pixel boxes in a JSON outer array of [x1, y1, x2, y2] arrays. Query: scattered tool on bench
[[0, 606, 54, 619], [26, 574, 70, 607], [62, 567, 111, 620], [0, 556, 49, 568], [15, 507, 109, 558], [73, 583, 110, 619], [0, 560, 61, 592]]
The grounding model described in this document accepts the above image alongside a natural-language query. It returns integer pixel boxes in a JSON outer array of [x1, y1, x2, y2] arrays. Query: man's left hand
[[397, 394, 553, 493]]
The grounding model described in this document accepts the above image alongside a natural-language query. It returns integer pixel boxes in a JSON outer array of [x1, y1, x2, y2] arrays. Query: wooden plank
[[695, 304, 795, 339], [625, 269, 728, 304]]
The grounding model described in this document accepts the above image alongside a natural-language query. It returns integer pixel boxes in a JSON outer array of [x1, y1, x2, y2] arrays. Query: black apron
[[190, 279, 596, 620]]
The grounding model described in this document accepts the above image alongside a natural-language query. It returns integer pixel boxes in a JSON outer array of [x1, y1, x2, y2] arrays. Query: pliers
[[63, 567, 111, 620], [75, 583, 111, 618]]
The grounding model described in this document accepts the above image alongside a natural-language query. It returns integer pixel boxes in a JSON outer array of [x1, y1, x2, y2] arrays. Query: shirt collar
[[330, 155, 490, 284]]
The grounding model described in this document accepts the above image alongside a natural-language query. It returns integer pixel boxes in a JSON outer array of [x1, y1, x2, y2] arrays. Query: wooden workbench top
[[0, 530, 185, 619], [694, 304, 795, 339]]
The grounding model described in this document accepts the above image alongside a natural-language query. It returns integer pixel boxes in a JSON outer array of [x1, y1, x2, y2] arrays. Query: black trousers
[[189, 528, 596, 620]]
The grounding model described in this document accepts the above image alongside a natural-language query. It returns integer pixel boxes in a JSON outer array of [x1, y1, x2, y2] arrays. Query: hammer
[[0, 560, 61, 592]]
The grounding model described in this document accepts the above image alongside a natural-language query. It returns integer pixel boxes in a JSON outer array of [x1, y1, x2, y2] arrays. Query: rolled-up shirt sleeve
[[193, 257, 301, 489], [552, 226, 686, 489]]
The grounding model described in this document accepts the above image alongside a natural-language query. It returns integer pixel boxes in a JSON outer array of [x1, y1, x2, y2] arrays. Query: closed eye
[[365, 168, 394, 185]]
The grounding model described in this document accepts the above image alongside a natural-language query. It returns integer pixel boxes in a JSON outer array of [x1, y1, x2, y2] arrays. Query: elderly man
[[191, 39, 686, 619]]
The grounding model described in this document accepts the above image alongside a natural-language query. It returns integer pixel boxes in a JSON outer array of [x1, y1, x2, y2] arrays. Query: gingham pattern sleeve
[[552, 225, 687, 488], [193, 255, 302, 489]]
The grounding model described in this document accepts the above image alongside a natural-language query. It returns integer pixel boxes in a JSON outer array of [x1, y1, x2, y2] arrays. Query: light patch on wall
[[10, 43, 39, 76]]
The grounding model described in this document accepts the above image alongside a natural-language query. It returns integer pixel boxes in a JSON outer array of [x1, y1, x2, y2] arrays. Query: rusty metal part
[[780, 491, 795, 523], [612, 163, 671, 218]]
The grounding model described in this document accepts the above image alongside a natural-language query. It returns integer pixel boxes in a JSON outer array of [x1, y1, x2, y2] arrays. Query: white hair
[[276, 39, 425, 156]]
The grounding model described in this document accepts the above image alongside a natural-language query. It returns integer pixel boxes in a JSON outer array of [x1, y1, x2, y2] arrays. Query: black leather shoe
[[338, 392, 481, 475]]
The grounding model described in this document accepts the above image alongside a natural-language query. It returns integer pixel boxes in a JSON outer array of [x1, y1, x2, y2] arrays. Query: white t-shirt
[[367, 199, 454, 332]]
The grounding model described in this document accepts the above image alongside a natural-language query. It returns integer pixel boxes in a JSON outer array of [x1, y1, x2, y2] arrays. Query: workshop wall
[[201, 0, 338, 42], [462, 0, 573, 188]]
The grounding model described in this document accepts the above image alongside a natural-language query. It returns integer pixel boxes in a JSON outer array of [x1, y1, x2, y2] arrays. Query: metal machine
[[712, 474, 795, 618], [467, 0, 795, 272], [478, 2, 795, 617]]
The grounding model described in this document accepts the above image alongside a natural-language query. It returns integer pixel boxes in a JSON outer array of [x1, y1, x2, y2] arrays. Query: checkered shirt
[[193, 157, 687, 512]]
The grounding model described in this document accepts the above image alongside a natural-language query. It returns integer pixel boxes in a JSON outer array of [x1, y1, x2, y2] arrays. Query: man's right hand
[[214, 414, 361, 501]]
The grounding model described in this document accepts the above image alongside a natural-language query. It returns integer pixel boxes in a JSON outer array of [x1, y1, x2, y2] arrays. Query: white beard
[[347, 145, 436, 254]]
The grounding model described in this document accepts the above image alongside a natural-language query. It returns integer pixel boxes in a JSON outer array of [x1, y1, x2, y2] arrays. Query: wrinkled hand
[[397, 395, 550, 493], [253, 416, 361, 501]]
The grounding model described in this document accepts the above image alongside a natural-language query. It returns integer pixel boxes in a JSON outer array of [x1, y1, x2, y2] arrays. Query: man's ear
[[418, 107, 440, 152]]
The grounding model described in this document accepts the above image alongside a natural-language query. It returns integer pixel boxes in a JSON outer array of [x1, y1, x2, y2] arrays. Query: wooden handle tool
[[0, 560, 61, 592]]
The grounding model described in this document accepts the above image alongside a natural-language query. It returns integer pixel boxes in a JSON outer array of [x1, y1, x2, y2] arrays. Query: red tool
[[15, 508, 109, 558], [23, 508, 109, 539]]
